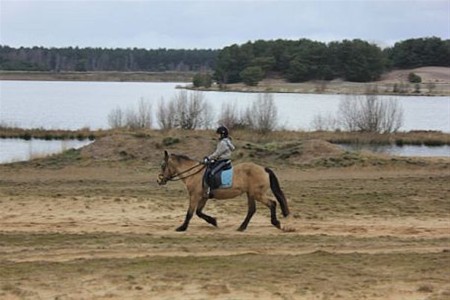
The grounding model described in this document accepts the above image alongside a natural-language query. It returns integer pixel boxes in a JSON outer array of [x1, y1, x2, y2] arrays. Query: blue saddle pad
[[219, 167, 233, 188]]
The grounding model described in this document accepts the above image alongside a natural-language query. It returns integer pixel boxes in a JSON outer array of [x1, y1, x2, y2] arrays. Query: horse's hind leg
[[196, 197, 217, 227], [268, 199, 281, 229], [257, 196, 281, 229], [238, 195, 256, 231]]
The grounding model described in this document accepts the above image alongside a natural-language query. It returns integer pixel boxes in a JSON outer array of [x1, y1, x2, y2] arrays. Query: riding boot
[[203, 187, 210, 199]]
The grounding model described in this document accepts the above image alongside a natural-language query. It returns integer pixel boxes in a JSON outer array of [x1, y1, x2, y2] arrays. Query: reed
[[0, 125, 449, 146], [0, 126, 101, 141]]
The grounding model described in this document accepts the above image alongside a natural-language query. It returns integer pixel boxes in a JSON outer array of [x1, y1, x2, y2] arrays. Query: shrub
[[156, 97, 177, 130], [107, 98, 152, 129], [162, 137, 180, 146], [156, 91, 213, 130], [393, 82, 409, 93], [245, 94, 278, 134], [217, 102, 250, 130], [408, 72, 422, 83], [240, 66, 264, 86], [107, 107, 124, 128], [192, 73, 212, 88], [338, 94, 403, 133], [311, 112, 338, 131], [414, 83, 421, 93]]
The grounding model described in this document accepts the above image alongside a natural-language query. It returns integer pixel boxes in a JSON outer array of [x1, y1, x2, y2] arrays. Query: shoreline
[[1, 128, 449, 146], [1, 69, 449, 96], [184, 84, 450, 97], [0, 70, 194, 83]]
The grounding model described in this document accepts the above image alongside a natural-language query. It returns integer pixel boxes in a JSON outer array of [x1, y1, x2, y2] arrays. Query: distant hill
[[379, 67, 450, 84]]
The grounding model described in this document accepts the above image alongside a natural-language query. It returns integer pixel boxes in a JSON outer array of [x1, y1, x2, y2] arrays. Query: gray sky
[[1, 0, 449, 49]]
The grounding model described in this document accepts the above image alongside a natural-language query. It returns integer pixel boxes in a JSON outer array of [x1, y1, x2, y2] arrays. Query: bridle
[[158, 161, 205, 184]]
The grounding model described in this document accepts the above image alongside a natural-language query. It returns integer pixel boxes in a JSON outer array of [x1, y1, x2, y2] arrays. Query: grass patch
[[0, 252, 448, 297], [162, 136, 180, 146], [0, 127, 100, 141], [0, 70, 195, 82], [30, 148, 83, 168]]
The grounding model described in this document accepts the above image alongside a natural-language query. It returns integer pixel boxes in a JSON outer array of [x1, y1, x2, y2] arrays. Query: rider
[[203, 125, 235, 198]]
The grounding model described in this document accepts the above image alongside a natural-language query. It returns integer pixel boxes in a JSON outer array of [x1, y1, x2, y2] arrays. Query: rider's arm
[[208, 140, 227, 160]]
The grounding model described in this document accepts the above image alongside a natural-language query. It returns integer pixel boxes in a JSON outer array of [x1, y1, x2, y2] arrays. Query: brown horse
[[157, 151, 290, 232]]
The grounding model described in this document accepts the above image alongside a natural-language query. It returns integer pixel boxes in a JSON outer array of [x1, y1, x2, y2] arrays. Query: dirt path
[[1, 164, 449, 299]]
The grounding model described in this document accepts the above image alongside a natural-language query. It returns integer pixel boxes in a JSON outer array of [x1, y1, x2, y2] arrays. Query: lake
[[0, 138, 93, 164], [0, 138, 447, 164], [340, 144, 450, 157], [1, 80, 449, 132], [1, 80, 448, 163]]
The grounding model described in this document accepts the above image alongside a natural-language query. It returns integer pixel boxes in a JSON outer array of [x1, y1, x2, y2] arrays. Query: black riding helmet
[[216, 125, 229, 139]]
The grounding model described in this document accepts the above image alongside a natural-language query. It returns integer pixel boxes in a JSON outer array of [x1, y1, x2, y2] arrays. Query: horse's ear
[[164, 150, 169, 160]]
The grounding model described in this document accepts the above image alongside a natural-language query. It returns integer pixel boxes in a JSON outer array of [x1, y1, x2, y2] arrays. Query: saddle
[[204, 159, 233, 189]]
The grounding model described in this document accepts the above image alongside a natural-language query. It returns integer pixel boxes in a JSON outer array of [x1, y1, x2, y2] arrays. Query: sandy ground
[[1, 157, 449, 299], [2, 67, 449, 96], [200, 67, 450, 96]]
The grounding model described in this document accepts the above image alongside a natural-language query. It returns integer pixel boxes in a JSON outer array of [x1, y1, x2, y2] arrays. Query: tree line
[[1, 37, 448, 83], [214, 36, 449, 85], [0, 46, 218, 72]]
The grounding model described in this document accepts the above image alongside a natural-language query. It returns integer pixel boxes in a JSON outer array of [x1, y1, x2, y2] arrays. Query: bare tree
[[217, 102, 248, 129], [125, 107, 139, 129], [311, 112, 338, 131], [156, 97, 177, 130], [107, 98, 153, 129], [156, 91, 213, 130], [245, 93, 278, 134], [136, 98, 152, 128], [107, 106, 124, 129], [338, 94, 403, 133], [380, 98, 404, 133]]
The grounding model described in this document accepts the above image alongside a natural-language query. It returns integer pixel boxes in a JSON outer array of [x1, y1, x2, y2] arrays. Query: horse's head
[[157, 150, 174, 185], [157, 151, 202, 185]]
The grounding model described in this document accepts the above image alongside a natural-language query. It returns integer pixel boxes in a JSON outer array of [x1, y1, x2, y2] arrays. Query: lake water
[[0, 138, 93, 164], [340, 144, 450, 157], [0, 138, 447, 164], [1, 80, 449, 132], [0, 80, 449, 163]]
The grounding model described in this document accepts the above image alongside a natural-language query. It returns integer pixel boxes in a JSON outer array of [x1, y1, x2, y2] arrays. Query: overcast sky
[[1, 0, 449, 49]]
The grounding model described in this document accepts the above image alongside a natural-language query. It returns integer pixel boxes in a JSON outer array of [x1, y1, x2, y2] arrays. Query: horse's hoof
[[237, 226, 247, 232], [176, 226, 187, 232]]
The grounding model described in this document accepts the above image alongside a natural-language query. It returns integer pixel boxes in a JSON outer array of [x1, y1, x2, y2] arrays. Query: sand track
[[1, 162, 449, 299]]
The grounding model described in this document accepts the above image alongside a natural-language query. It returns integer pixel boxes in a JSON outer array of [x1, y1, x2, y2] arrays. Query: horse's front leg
[[238, 195, 256, 231], [176, 206, 194, 231], [196, 196, 217, 227], [176, 194, 200, 232], [176, 190, 207, 231]]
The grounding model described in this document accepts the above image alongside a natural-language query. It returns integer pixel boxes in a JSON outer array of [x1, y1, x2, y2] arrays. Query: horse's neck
[[174, 159, 197, 173]]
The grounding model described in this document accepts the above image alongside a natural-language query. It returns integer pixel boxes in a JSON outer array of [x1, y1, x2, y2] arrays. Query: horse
[[157, 150, 290, 232]]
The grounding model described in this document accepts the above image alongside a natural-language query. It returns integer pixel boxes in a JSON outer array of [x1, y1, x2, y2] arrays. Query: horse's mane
[[171, 153, 194, 162]]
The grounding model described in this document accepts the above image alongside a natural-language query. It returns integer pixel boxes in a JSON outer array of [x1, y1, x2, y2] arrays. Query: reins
[[166, 162, 205, 182]]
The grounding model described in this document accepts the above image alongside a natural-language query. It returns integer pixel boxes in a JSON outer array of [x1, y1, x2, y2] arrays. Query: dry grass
[[0, 131, 449, 299], [0, 70, 194, 82], [191, 67, 450, 96]]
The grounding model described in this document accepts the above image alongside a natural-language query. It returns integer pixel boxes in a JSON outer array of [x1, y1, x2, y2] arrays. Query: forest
[[0, 37, 448, 83], [0, 47, 218, 73], [214, 37, 449, 84]]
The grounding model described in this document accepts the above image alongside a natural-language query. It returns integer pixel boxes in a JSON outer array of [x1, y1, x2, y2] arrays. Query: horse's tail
[[265, 167, 290, 217]]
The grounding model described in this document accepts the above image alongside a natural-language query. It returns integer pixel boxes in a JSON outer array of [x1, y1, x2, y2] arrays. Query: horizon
[[1, 0, 448, 50], [1, 35, 447, 51]]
